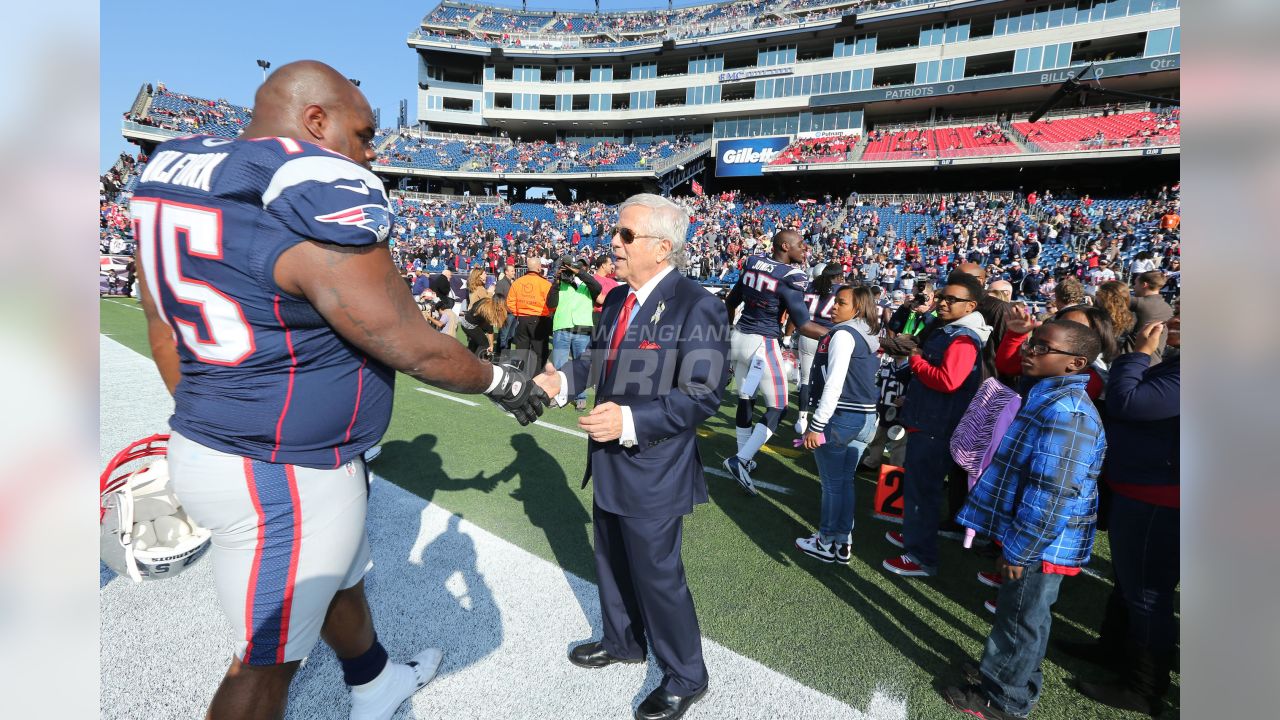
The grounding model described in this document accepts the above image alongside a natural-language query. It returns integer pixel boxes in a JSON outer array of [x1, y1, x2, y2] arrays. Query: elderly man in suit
[[535, 193, 729, 720]]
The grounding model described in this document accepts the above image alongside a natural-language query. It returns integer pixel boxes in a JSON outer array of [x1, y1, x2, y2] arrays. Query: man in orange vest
[[505, 256, 553, 372]]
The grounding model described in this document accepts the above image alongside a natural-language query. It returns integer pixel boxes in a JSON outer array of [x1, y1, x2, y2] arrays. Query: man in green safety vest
[[548, 256, 603, 410]]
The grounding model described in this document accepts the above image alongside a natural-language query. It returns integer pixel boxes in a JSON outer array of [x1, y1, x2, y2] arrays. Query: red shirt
[[908, 336, 979, 393]]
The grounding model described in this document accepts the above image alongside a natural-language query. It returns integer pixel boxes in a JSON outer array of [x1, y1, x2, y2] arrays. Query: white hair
[[619, 193, 689, 271]]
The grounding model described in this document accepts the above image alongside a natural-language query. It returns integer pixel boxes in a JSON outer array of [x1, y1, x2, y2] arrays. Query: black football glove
[[485, 363, 549, 426]]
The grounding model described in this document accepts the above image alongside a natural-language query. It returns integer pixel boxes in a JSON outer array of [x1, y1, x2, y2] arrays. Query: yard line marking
[[415, 387, 479, 406], [704, 466, 794, 495], [534, 419, 587, 438], [105, 298, 143, 311], [505, 414, 590, 439]]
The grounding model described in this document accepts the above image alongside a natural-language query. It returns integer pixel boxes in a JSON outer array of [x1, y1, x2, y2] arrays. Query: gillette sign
[[715, 136, 790, 177]]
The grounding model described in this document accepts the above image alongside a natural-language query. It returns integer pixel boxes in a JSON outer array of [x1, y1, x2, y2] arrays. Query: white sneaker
[[349, 648, 443, 720], [795, 534, 835, 563]]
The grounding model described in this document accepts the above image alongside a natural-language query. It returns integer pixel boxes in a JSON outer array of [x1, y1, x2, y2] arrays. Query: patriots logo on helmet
[[314, 203, 391, 241]]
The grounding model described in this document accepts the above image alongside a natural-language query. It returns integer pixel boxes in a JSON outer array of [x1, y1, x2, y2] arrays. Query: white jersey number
[[131, 198, 255, 366]]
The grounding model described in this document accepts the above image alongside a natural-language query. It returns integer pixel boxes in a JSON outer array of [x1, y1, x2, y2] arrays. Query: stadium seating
[[377, 133, 696, 174], [934, 124, 1021, 158], [474, 9, 545, 33], [1012, 110, 1180, 152], [422, 4, 474, 26], [861, 124, 1021, 161], [129, 86, 252, 137], [768, 135, 861, 166], [861, 127, 936, 161], [416, 0, 859, 48]]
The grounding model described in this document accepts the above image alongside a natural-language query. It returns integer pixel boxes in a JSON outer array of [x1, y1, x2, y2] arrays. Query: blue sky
[[100, 0, 706, 171]]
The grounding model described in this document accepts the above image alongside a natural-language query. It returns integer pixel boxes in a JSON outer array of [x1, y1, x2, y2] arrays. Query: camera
[[559, 258, 586, 280]]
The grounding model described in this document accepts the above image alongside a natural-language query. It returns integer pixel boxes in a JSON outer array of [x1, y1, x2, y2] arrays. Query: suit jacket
[[564, 270, 729, 519]]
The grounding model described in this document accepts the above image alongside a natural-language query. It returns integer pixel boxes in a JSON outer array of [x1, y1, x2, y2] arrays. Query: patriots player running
[[133, 61, 547, 720], [723, 229, 828, 495]]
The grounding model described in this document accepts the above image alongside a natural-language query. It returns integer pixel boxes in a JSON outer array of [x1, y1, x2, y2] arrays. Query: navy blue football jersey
[[801, 285, 839, 329], [727, 255, 812, 338], [875, 355, 909, 424], [132, 135, 395, 468]]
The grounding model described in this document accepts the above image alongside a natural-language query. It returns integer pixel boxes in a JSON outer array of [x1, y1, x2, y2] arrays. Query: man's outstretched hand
[[533, 361, 563, 406], [486, 363, 550, 425]]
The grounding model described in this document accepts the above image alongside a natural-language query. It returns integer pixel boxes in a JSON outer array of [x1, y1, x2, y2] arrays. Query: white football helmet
[[100, 434, 211, 582]]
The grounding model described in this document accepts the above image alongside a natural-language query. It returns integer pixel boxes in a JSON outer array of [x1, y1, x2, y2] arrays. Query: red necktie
[[605, 293, 637, 379]]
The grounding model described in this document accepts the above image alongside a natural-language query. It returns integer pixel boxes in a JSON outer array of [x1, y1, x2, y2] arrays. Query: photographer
[[886, 288, 937, 338], [547, 256, 602, 410]]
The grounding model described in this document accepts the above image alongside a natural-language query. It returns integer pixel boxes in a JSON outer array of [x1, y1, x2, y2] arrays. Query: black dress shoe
[[634, 685, 707, 720], [568, 641, 644, 669]]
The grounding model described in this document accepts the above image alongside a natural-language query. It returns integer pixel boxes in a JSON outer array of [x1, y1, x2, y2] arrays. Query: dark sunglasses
[[611, 226, 663, 245], [1021, 339, 1084, 358], [935, 294, 976, 305]]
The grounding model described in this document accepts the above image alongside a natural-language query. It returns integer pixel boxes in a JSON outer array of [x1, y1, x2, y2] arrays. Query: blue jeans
[[497, 314, 518, 350], [979, 563, 1064, 717], [813, 411, 877, 545], [551, 329, 591, 402], [902, 429, 951, 571], [1109, 493, 1180, 654]]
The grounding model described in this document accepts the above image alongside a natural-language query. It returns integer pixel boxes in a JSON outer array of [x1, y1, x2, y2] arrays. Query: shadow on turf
[[496, 433, 601, 640], [377, 434, 504, 501]]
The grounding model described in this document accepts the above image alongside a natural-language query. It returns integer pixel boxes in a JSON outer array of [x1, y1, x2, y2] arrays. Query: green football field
[[100, 297, 1178, 719]]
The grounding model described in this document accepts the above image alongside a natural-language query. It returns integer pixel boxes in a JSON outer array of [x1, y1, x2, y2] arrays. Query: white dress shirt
[[555, 264, 676, 447]]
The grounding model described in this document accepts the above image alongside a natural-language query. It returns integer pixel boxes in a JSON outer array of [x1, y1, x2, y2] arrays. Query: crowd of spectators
[[418, 0, 863, 48], [1016, 108, 1181, 152], [379, 185, 1180, 324], [379, 133, 697, 174], [418, 0, 955, 48], [125, 83, 252, 138], [97, 142, 1180, 320], [769, 135, 860, 165]]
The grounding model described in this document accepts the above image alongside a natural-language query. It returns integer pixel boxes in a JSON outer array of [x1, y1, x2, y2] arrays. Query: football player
[[133, 61, 547, 720], [793, 262, 844, 435], [722, 229, 828, 495]]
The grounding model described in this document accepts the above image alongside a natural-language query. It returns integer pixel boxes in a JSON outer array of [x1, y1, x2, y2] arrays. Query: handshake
[[485, 362, 625, 443], [485, 362, 552, 426]]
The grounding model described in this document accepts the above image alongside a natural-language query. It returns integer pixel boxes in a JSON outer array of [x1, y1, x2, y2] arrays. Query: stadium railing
[[389, 190, 505, 205]]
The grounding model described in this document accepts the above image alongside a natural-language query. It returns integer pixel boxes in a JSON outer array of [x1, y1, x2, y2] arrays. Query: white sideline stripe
[[99, 335, 901, 720], [415, 387, 479, 406], [414, 388, 795, 495], [104, 298, 143, 311]]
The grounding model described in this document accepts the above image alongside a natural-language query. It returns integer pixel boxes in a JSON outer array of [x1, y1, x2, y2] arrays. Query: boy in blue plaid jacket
[[943, 319, 1107, 720]]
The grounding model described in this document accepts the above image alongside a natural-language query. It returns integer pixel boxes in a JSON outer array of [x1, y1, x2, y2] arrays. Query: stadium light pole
[[256, 59, 270, 82]]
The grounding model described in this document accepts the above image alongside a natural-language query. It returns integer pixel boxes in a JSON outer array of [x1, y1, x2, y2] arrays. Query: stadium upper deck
[[118, 0, 1178, 197], [410, 0, 1178, 140]]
